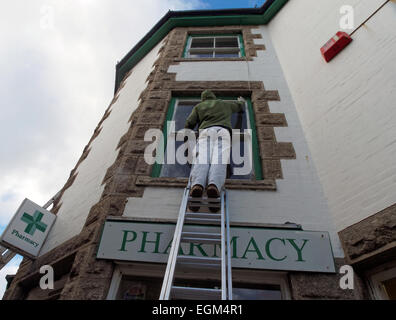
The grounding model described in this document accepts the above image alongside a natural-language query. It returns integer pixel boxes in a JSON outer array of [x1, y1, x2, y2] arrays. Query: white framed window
[[156, 97, 256, 180], [184, 34, 244, 58], [107, 262, 291, 300], [367, 261, 396, 300]]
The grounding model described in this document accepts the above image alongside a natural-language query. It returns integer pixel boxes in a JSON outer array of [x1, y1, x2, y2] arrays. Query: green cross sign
[[21, 210, 48, 236]]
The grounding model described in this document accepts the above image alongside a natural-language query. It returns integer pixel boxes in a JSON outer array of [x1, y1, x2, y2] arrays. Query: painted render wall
[[122, 27, 344, 258], [39, 40, 165, 255], [266, 0, 396, 231]]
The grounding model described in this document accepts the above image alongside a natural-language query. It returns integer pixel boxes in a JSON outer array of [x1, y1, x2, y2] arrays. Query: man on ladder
[[185, 90, 245, 212], [160, 90, 244, 300]]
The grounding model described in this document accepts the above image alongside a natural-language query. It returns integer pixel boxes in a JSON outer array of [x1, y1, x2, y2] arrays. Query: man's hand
[[237, 96, 246, 113]]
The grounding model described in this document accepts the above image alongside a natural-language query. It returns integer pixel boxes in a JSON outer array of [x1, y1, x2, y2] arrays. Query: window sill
[[136, 176, 276, 191], [175, 57, 248, 62]]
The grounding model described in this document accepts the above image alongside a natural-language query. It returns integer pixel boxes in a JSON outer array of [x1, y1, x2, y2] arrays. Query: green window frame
[[183, 34, 246, 59], [151, 97, 263, 180]]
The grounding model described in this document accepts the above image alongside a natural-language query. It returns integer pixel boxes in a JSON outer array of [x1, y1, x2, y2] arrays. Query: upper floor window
[[151, 97, 263, 181], [184, 34, 245, 58]]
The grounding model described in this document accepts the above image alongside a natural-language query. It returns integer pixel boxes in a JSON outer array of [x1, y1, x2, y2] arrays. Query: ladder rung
[[185, 218, 221, 225], [188, 204, 221, 210], [181, 237, 221, 245], [188, 203, 221, 211], [188, 197, 221, 209], [171, 286, 222, 300], [185, 213, 221, 219], [182, 232, 221, 239], [185, 212, 221, 224], [178, 256, 221, 266], [185, 212, 221, 225], [188, 197, 221, 203], [183, 225, 221, 233], [181, 232, 221, 244]]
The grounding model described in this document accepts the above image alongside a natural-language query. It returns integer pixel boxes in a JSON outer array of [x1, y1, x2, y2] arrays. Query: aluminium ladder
[[0, 191, 60, 271], [159, 181, 233, 300]]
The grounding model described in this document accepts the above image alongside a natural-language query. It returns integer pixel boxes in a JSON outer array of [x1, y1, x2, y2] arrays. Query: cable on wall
[[349, 0, 391, 36]]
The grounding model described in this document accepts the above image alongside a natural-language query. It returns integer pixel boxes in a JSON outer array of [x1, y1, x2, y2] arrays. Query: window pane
[[231, 111, 248, 130], [382, 277, 396, 300], [116, 276, 161, 300], [160, 139, 191, 178], [230, 139, 253, 179], [161, 101, 197, 178], [173, 101, 197, 131], [215, 37, 239, 48], [173, 279, 283, 300], [215, 52, 240, 58], [229, 111, 252, 178], [189, 52, 213, 58], [186, 36, 243, 59], [190, 37, 214, 48], [233, 286, 282, 300]]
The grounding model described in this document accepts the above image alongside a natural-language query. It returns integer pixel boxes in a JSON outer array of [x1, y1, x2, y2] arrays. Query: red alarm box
[[321, 31, 352, 62]]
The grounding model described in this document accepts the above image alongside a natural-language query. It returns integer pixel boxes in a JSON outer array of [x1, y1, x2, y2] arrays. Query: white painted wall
[[267, 0, 396, 231], [39, 40, 165, 255], [123, 27, 344, 257]]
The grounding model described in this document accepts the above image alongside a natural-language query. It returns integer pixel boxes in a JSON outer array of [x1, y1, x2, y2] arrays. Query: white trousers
[[190, 126, 231, 191]]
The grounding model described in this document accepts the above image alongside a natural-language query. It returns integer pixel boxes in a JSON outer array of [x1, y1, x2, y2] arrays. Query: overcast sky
[[0, 0, 265, 299]]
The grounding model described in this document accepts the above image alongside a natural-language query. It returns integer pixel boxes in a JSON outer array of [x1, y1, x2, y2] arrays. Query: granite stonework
[[289, 259, 369, 300], [339, 203, 396, 269]]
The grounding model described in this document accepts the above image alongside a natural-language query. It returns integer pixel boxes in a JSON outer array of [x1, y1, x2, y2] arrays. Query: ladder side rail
[[0, 251, 17, 269], [225, 190, 233, 300], [42, 191, 62, 209], [159, 187, 189, 300], [0, 244, 8, 255], [1, 242, 15, 269], [1, 244, 14, 268], [220, 190, 227, 300]]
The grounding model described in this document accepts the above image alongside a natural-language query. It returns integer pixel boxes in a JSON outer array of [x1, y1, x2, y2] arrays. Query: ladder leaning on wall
[[159, 179, 233, 300], [0, 192, 61, 271]]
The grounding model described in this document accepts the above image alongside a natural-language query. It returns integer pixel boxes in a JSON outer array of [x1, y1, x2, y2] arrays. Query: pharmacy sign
[[0, 198, 56, 258], [97, 219, 336, 273], [21, 211, 48, 235]]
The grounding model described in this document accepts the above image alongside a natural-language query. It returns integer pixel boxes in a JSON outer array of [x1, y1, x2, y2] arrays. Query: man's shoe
[[206, 184, 220, 213], [189, 185, 203, 212]]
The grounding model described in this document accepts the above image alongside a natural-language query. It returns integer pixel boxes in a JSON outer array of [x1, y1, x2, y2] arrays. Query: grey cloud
[[0, 0, 208, 298], [0, 0, 208, 225]]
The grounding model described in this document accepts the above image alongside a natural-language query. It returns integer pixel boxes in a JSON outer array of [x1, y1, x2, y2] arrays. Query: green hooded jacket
[[184, 90, 244, 132]]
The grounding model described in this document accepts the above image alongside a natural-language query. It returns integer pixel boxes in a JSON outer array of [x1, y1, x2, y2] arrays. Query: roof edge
[[114, 0, 288, 93]]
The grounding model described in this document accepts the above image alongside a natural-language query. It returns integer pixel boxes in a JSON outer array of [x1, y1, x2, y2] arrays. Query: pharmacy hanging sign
[[0, 198, 56, 258], [97, 219, 336, 273]]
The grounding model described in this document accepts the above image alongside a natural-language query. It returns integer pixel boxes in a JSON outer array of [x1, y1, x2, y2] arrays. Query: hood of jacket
[[201, 90, 217, 101]]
